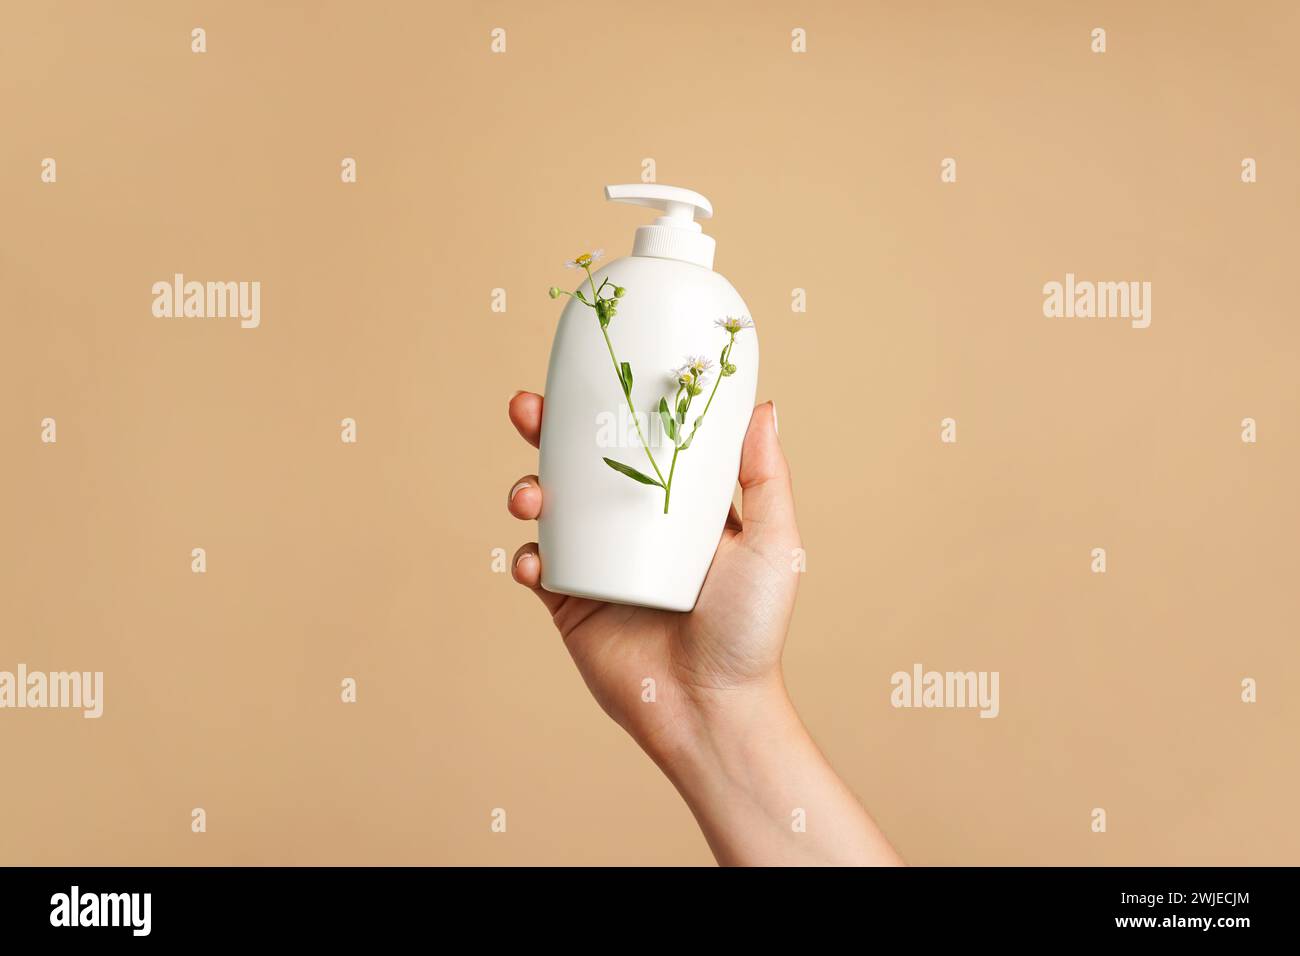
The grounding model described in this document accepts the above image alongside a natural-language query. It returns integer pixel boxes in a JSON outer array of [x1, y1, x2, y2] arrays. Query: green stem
[[684, 333, 734, 444], [664, 450, 678, 513], [696, 361, 725, 421], [663, 389, 694, 514], [585, 266, 666, 487], [662, 334, 737, 513]]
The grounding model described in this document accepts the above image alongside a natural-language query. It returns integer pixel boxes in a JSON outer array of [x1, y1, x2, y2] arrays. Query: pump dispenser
[[537, 184, 758, 612], [604, 184, 716, 269]]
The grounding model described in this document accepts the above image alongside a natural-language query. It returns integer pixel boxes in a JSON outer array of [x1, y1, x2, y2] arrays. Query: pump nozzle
[[604, 184, 717, 269], [604, 184, 713, 225]]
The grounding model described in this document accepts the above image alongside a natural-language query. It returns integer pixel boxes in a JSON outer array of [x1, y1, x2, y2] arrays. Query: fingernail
[[509, 480, 531, 502], [771, 402, 779, 436], [515, 551, 536, 569]]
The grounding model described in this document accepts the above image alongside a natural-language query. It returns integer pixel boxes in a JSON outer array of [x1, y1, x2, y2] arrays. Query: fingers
[[511, 543, 567, 615], [738, 401, 799, 548], [507, 475, 541, 520], [508, 391, 543, 448], [506, 391, 566, 617], [507, 392, 542, 517], [512, 543, 542, 586]]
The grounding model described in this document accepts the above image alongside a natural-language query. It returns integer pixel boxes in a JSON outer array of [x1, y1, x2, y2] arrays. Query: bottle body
[[538, 255, 758, 611]]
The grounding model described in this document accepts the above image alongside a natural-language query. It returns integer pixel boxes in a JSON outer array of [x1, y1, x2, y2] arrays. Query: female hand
[[507, 391, 901, 866]]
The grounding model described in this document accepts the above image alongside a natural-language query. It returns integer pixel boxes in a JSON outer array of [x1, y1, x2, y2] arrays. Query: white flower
[[715, 315, 754, 334], [564, 249, 604, 270], [672, 355, 714, 387], [686, 355, 714, 376]]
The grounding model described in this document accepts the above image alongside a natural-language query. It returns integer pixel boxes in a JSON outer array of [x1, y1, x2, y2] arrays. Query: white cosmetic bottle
[[538, 184, 758, 612]]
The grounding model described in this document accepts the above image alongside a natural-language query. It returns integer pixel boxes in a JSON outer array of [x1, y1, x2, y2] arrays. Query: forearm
[[655, 680, 904, 867]]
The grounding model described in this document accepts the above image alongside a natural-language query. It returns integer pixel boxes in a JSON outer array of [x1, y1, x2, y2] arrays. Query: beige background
[[2, 0, 1297, 865]]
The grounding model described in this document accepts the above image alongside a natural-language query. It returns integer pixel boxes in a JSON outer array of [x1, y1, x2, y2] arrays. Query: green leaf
[[658, 398, 678, 443], [620, 361, 633, 395], [679, 417, 703, 450], [602, 457, 661, 486]]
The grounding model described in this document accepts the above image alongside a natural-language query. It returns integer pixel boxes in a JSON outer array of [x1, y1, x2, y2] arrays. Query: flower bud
[[548, 286, 561, 299], [614, 286, 626, 298]]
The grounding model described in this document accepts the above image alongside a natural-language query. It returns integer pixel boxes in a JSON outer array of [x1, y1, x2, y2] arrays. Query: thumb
[[738, 402, 798, 548]]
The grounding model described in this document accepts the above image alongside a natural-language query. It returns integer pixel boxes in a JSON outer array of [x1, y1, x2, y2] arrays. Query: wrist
[[642, 673, 904, 866], [651, 676, 804, 798]]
